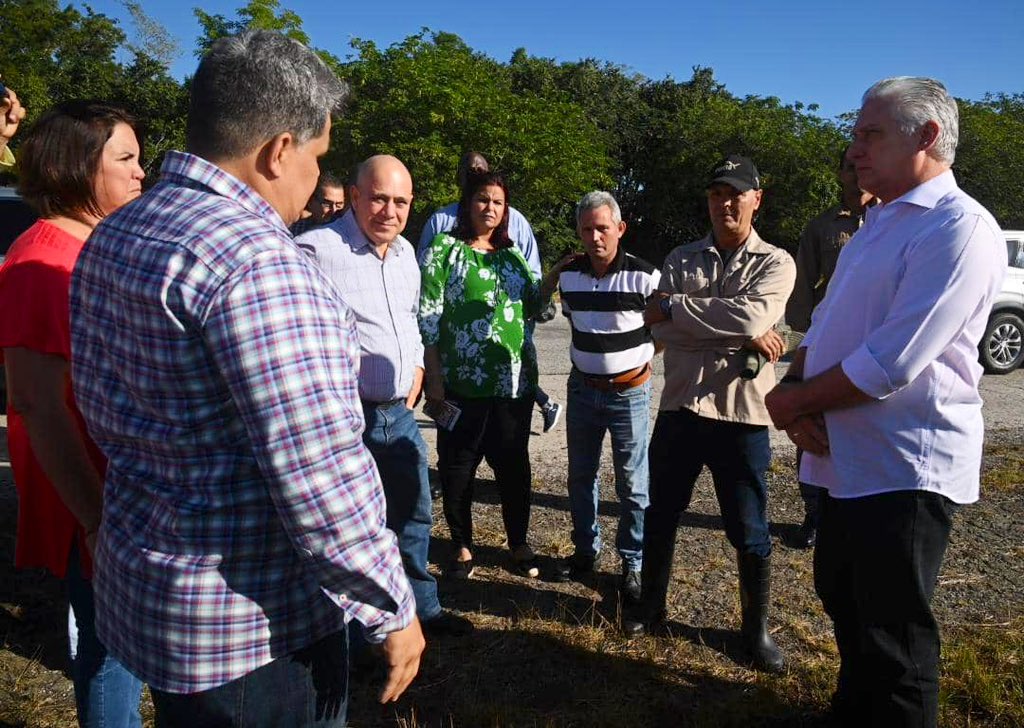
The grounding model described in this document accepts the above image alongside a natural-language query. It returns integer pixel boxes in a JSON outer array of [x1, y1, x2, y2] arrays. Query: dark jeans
[[66, 543, 144, 728], [437, 395, 533, 551], [151, 630, 349, 727], [640, 409, 772, 614], [814, 490, 956, 728], [361, 400, 441, 621]]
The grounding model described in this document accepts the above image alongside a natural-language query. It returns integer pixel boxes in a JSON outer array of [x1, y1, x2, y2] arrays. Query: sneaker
[[541, 401, 562, 433], [421, 610, 475, 637], [446, 557, 475, 580], [511, 544, 540, 578], [552, 552, 596, 583], [620, 566, 642, 603]]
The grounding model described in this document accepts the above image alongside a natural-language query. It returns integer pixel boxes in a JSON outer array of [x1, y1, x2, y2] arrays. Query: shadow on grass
[[348, 625, 829, 728], [427, 467, 803, 544]]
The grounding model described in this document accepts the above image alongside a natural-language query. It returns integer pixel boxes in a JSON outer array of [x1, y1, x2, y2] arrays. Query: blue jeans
[[361, 400, 441, 621], [565, 369, 651, 571], [66, 545, 143, 728], [151, 630, 348, 727]]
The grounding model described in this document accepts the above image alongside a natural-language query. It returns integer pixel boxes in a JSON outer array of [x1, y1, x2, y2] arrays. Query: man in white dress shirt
[[766, 77, 1006, 727]]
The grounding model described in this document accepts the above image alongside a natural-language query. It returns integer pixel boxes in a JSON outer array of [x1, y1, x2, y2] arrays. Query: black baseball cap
[[708, 155, 760, 192]]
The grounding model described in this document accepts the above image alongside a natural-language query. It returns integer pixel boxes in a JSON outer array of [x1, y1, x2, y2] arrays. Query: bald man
[[297, 155, 472, 638]]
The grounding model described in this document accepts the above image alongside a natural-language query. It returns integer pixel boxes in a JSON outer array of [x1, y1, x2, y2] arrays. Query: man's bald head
[[351, 154, 414, 248], [458, 151, 489, 188]]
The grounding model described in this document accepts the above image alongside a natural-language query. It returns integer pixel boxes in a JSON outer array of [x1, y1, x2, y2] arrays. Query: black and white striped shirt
[[559, 249, 661, 375]]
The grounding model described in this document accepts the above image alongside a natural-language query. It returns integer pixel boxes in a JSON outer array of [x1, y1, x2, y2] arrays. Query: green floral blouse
[[419, 233, 540, 399]]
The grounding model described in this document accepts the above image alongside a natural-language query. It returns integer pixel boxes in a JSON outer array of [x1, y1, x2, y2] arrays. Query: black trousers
[[437, 395, 533, 551], [814, 490, 957, 728]]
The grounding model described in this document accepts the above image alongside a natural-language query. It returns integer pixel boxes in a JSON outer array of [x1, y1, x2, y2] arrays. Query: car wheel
[[980, 312, 1024, 374]]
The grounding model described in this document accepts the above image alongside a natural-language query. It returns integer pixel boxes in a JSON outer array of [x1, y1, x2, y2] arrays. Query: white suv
[[980, 230, 1024, 374]]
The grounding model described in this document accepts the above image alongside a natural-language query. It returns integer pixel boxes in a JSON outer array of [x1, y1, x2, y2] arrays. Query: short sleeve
[[0, 257, 73, 360]]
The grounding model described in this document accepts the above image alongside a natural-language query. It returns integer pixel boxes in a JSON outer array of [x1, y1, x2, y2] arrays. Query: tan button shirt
[[785, 205, 864, 332], [652, 228, 796, 426]]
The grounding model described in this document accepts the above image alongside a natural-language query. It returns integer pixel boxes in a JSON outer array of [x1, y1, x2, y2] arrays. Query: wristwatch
[[659, 296, 672, 320]]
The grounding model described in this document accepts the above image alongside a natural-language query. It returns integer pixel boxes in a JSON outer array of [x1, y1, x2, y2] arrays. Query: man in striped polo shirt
[[550, 191, 660, 601]]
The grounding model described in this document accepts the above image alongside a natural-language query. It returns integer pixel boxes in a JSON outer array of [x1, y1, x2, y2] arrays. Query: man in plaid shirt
[[70, 31, 423, 726]]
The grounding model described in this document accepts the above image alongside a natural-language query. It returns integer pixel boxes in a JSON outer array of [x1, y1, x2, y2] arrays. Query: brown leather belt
[[577, 363, 651, 393]]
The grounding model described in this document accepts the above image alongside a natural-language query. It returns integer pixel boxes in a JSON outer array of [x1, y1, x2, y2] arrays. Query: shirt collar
[[579, 246, 625, 277], [685, 227, 771, 255], [887, 169, 957, 211], [159, 151, 289, 237]]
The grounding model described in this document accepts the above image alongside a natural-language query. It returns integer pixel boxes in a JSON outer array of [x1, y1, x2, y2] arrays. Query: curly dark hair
[[452, 169, 512, 249]]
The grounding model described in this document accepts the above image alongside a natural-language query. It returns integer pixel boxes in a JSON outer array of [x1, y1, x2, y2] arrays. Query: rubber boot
[[737, 551, 785, 673]]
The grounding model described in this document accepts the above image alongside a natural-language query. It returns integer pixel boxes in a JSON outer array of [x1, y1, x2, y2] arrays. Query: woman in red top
[[0, 101, 145, 727]]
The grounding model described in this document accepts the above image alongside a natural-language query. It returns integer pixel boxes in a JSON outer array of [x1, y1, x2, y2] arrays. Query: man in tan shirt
[[623, 155, 795, 675], [785, 149, 877, 548]]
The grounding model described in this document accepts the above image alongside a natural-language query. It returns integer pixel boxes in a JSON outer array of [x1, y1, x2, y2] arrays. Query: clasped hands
[[765, 384, 829, 455]]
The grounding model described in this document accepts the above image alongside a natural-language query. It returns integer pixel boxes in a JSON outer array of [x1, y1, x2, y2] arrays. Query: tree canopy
[[2, 0, 1021, 265]]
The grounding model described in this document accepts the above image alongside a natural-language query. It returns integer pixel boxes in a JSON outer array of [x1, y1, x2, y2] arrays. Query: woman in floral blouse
[[419, 170, 544, 579]]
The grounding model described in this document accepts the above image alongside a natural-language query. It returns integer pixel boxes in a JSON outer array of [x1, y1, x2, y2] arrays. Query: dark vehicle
[[1, 187, 40, 409]]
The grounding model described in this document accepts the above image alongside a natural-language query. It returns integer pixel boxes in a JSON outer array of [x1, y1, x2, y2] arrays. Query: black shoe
[[737, 552, 786, 673], [421, 610, 475, 637], [430, 485, 442, 501], [622, 608, 666, 639], [552, 553, 595, 583], [620, 566, 642, 603], [795, 516, 816, 549], [446, 557, 475, 580], [510, 544, 541, 578]]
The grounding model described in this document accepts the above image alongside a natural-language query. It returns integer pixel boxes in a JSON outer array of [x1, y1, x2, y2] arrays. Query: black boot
[[737, 552, 785, 673]]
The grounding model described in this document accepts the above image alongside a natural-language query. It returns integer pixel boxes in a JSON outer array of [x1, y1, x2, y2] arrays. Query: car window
[[1006, 239, 1024, 269]]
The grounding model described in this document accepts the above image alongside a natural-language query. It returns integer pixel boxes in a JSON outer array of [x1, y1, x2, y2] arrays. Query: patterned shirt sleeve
[[203, 248, 414, 640], [418, 234, 451, 346]]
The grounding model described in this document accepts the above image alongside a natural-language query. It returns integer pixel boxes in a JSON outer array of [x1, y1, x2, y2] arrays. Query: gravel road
[[418, 313, 1024, 484]]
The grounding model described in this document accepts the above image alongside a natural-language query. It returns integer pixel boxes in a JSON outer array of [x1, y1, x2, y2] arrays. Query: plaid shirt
[[70, 151, 414, 694]]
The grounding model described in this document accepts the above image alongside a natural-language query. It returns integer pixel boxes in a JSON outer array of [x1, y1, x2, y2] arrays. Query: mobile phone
[[0, 81, 7, 99]]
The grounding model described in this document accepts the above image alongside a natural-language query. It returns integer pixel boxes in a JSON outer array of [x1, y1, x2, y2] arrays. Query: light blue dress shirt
[[297, 210, 425, 402], [800, 171, 1006, 504]]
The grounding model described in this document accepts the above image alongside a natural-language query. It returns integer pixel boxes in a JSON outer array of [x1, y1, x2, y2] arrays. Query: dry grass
[[0, 458, 1021, 726], [981, 443, 1024, 493]]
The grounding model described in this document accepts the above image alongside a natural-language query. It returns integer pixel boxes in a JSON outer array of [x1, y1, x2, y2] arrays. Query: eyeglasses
[[319, 198, 345, 211]]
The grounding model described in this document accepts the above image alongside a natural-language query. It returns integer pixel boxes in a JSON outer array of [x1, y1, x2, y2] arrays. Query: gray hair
[[576, 190, 622, 226], [862, 76, 959, 164], [186, 31, 349, 160]]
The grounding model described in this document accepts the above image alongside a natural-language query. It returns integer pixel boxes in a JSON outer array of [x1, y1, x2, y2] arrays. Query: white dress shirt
[[800, 171, 1006, 504]]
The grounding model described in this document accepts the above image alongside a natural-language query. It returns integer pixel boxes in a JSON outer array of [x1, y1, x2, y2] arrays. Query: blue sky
[[75, 0, 1022, 120]]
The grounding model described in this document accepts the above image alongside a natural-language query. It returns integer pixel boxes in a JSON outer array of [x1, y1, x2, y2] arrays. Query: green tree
[[335, 31, 613, 263], [955, 94, 1024, 230], [0, 0, 187, 178], [194, 0, 309, 55]]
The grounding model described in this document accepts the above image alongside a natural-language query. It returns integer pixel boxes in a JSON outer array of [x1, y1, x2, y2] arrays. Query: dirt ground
[[1, 316, 1021, 726]]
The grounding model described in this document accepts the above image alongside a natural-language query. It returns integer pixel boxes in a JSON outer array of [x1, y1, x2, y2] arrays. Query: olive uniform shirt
[[785, 204, 864, 332]]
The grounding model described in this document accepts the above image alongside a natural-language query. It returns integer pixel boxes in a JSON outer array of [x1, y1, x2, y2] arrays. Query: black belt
[[361, 398, 405, 409]]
